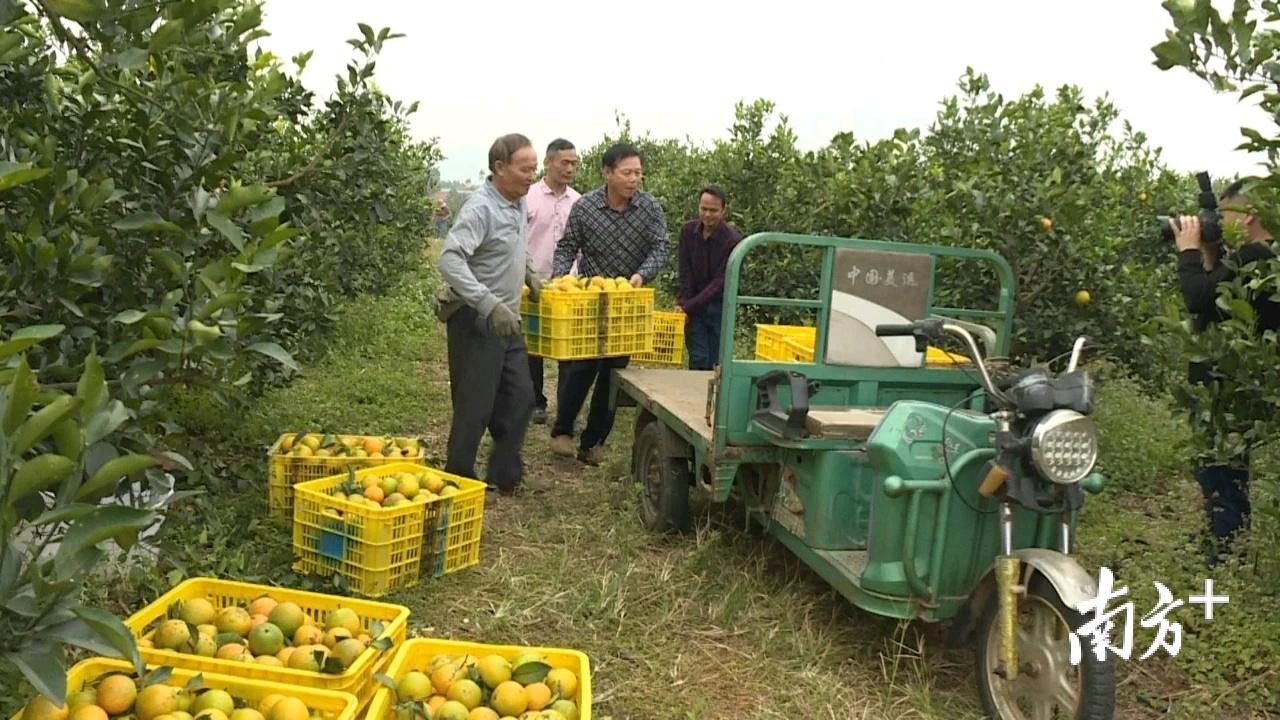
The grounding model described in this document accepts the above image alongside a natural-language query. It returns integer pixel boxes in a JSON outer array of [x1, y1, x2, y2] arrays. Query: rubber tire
[[975, 574, 1116, 720], [634, 421, 691, 533]]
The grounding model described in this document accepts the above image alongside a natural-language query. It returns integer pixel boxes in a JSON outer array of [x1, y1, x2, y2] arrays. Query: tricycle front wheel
[[976, 574, 1115, 720], [634, 421, 691, 533]]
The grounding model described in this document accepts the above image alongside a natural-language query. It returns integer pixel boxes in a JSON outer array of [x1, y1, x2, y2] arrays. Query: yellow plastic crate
[[292, 464, 429, 598], [633, 310, 686, 366], [125, 577, 410, 713], [10, 658, 359, 720], [521, 285, 655, 360], [754, 324, 816, 361], [268, 433, 427, 521], [366, 637, 593, 720], [292, 464, 486, 596], [755, 323, 972, 366]]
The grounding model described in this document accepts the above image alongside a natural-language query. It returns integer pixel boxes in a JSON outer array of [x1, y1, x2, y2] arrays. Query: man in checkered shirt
[[549, 143, 670, 465]]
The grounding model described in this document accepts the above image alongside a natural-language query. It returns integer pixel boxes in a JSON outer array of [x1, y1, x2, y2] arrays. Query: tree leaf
[[1152, 36, 1194, 71], [0, 540, 22, 603], [3, 355, 36, 436], [71, 605, 143, 674], [77, 454, 157, 501], [113, 211, 182, 235], [4, 644, 66, 706], [33, 503, 98, 526], [114, 46, 149, 69], [248, 342, 297, 371], [44, 0, 105, 22], [0, 161, 51, 191], [54, 506, 157, 579], [511, 660, 551, 685], [195, 291, 245, 320], [13, 396, 83, 456], [6, 454, 76, 509], [148, 248, 188, 283], [84, 401, 129, 445], [149, 18, 184, 54], [44, 618, 119, 657], [206, 212, 245, 252], [112, 309, 147, 325], [212, 184, 273, 216], [76, 348, 107, 415], [0, 324, 65, 361]]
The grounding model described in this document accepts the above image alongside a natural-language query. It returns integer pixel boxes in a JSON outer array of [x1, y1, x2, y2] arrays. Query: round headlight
[[1029, 409, 1098, 485]]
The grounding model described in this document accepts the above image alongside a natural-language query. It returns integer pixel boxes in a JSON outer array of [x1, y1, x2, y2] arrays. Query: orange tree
[[573, 75, 1188, 378], [0, 0, 436, 703]]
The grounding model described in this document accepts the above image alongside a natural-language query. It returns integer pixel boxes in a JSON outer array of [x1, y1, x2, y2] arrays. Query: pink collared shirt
[[525, 178, 581, 275]]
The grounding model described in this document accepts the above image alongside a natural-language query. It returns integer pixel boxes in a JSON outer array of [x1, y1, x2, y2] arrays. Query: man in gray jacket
[[435, 133, 542, 495]]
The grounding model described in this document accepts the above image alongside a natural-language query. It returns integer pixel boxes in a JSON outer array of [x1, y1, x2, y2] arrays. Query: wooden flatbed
[[615, 368, 716, 448]]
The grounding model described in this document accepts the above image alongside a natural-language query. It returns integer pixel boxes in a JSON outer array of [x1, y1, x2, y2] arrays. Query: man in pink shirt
[[525, 138, 581, 423]]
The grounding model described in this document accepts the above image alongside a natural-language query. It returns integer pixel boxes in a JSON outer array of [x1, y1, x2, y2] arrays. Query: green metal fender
[[946, 548, 1101, 647]]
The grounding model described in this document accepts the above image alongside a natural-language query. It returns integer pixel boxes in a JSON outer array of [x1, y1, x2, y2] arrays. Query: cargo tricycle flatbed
[[610, 233, 1115, 720]]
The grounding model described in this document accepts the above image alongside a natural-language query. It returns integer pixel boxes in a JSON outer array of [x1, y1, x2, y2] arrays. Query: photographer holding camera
[[1171, 178, 1280, 566]]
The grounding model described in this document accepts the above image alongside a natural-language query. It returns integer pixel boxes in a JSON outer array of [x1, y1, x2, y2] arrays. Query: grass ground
[[76, 251, 1279, 720]]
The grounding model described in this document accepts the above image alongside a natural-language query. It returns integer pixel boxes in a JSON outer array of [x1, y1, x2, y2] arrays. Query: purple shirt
[[677, 219, 741, 314]]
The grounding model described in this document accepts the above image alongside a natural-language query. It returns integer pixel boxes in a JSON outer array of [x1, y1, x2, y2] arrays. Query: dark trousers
[[553, 355, 630, 450], [528, 354, 548, 410], [684, 300, 723, 371], [444, 306, 533, 491], [1194, 463, 1251, 565]]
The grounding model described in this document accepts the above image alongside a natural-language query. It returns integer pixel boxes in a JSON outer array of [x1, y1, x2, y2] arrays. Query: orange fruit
[[96, 674, 138, 715], [489, 682, 527, 717], [247, 596, 278, 618], [363, 485, 384, 503], [265, 698, 308, 720], [1040, 216, 1053, 232], [21, 695, 68, 720], [545, 668, 578, 699], [524, 682, 552, 711], [69, 706, 107, 720], [135, 684, 179, 720]]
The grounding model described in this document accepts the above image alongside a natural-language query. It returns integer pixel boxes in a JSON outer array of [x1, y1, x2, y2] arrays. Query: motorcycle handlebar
[[874, 324, 916, 337]]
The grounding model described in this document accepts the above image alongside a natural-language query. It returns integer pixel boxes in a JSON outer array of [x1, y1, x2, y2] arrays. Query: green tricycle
[[612, 233, 1114, 719]]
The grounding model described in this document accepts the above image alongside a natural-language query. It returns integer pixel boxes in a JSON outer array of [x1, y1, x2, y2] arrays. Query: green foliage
[[0, 0, 437, 701], [1089, 363, 1194, 492], [1150, 0, 1280, 586], [570, 79, 1191, 377], [0, 333, 161, 706]]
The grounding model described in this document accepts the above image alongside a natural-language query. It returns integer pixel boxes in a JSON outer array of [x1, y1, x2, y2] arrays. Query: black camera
[[1158, 171, 1223, 247]]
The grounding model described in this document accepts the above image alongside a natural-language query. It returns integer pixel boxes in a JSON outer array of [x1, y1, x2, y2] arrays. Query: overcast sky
[[255, 0, 1273, 185]]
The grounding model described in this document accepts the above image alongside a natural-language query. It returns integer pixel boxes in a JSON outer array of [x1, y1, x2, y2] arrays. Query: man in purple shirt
[[677, 185, 740, 370]]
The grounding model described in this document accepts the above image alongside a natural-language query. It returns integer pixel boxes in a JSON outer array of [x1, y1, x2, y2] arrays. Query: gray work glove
[[433, 285, 463, 323], [525, 267, 543, 302], [489, 304, 521, 338]]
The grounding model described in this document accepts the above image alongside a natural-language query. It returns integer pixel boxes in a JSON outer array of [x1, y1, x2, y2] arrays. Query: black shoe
[[532, 406, 547, 424]]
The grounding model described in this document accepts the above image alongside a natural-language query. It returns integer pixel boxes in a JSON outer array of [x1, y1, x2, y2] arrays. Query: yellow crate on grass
[[125, 577, 410, 713], [268, 432, 427, 521], [10, 658, 359, 720], [633, 310, 686, 366], [293, 463, 486, 596], [521, 283, 655, 360], [366, 637, 593, 720]]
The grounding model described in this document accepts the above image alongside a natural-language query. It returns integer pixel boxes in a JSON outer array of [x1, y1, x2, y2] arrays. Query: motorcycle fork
[[995, 501, 1025, 681]]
